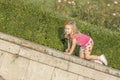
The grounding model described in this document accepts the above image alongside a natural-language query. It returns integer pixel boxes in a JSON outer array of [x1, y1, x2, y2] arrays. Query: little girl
[[64, 21, 108, 65]]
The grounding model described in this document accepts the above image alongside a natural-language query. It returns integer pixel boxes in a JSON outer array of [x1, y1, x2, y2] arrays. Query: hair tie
[[64, 22, 68, 26]]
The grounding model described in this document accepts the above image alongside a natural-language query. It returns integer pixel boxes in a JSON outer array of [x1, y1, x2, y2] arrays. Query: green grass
[[0, 0, 120, 70], [56, 0, 120, 31]]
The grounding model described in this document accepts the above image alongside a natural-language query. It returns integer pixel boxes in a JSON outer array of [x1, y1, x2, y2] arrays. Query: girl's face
[[64, 25, 72, 35]]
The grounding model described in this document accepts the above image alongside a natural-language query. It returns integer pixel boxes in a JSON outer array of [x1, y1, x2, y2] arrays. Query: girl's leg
[[80, 39, 108, 65], [80, 45, 108, 65], [85, 52, 99, 60], [79, 50, 99, 60], [82, 39, 99, 60], [79, 47, 85, 59]]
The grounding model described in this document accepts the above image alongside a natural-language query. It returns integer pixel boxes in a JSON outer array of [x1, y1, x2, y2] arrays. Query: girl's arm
[[65, 38, 71, 52], [67, 38, 71, 50], [68, 39, 76, 54]]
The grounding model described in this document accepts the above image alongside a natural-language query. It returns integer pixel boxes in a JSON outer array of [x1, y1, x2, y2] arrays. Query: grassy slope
[[0, 0, 120, 69]]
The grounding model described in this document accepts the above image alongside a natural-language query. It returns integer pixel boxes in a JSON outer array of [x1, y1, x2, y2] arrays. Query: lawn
[[0, 0, 120, 70]]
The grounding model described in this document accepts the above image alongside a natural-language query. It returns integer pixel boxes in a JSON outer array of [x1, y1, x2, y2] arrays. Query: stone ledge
[[0, 32, 120, 78]]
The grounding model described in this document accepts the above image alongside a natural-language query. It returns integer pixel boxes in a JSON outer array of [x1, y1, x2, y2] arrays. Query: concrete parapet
[[0, 32, 120, 80]]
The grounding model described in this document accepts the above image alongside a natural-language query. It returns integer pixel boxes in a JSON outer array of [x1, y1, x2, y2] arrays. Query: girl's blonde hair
[[64, 21, 80, 38]]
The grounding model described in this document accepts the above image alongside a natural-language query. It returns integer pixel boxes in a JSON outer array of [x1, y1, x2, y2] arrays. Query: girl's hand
[[65, 49, 70, 53]]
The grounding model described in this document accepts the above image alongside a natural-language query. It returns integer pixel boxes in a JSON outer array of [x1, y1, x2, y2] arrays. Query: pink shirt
[[71, 33, 90, 46]]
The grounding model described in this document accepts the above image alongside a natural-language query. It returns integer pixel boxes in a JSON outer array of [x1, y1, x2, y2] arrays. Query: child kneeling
[[64, 21, 108, 65]]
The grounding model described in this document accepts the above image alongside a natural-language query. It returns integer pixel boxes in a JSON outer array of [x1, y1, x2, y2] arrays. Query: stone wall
[[0, 32, 120, 80]]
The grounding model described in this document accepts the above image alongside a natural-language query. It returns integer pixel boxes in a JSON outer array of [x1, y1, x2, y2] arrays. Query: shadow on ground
[[0, 75, 5, 80]]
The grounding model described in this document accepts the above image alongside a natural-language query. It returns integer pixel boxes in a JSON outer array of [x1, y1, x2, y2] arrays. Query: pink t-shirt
[[71, 33, 90, 46]]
